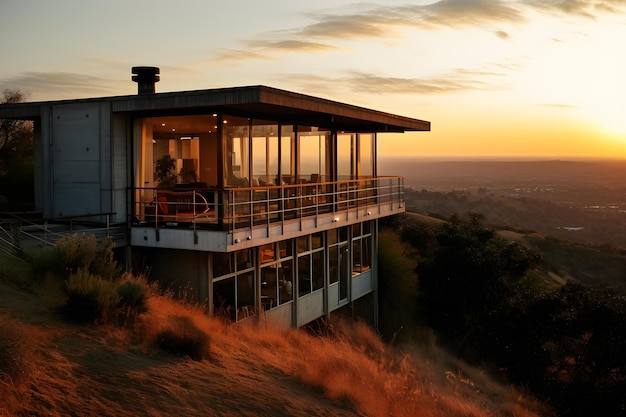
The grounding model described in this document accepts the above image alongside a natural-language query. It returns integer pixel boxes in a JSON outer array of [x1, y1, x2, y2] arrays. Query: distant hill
[[381, 158, 626, 247]]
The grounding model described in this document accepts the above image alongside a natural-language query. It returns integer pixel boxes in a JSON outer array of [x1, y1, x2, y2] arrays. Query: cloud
[[523, 0, 626, 18], [296, 0, 526, 39], [495, 30, 511, 39], [280, 68, 505, 96], [215, 0, 626, 64], [0, 72, 122, 101]]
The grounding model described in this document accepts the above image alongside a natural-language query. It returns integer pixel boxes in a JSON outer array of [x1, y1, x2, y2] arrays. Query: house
[[0, 66, 430, 327]]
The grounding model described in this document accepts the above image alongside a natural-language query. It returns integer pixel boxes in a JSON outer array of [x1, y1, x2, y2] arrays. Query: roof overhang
[[0, 85, 430, 132]]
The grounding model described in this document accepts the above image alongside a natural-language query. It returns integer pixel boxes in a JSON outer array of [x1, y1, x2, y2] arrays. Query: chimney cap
[[132, 66, 160, 94]]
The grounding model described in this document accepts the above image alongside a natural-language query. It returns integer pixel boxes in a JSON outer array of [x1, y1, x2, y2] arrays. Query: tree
[[417, 212, 541, 349], [0, 89, 34, 208]]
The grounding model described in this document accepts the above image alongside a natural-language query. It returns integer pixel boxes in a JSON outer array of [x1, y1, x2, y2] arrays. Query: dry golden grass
[[0, 276, 551, 417]]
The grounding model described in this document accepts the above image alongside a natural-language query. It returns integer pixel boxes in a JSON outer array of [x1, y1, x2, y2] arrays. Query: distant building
[[0, 67, 430, 327]]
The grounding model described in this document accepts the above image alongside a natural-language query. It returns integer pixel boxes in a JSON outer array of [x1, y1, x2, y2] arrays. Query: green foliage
[[116, 274, 150, 327], [155, 315, 210, 360], [417, 213, 541, 341], [377, 229, 419, 342], [64, 268, 120, 324], [25, 234, 120, 282], [0, 90, 34, 209], [25, 245, 65, 279], [0, 255, 32, 289], [392, 211, 626, 416], [155, 154, 177, 188]]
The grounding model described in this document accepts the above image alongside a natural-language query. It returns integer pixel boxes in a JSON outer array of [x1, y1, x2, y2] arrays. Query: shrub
[[25, 244, 64, 279], [25, 234, 121, 281], [64, 268, 119, 325], [56, 234, 120, 279], [117, 273, 150, 327], [0, 254, 32, 289], [155, 315, 210, 360], [377, 229, 419, 342]]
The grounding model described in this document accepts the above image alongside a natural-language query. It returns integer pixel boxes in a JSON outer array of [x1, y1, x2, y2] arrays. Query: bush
[[25, 234, 121, 281], [117, 274, 150, 327], [0, 255, 32, 289], [64, 268, 119, 325], [25, 245, 64, 279], [56, 234, 120, 279], [155, 315, 210, 360], [377, 230, 419, 342]]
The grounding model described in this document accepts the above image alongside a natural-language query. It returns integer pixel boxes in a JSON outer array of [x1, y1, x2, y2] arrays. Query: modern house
[[0, 67, 430, 327]]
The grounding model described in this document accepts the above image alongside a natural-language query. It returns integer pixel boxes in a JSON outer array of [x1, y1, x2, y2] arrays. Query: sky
[[1, 0, 626, 159]]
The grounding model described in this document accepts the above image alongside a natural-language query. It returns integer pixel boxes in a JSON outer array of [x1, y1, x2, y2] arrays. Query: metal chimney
[[131, 66, 160, 94]]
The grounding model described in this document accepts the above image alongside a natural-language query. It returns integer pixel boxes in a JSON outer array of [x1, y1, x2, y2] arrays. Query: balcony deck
[[131, 177, 405, 252]]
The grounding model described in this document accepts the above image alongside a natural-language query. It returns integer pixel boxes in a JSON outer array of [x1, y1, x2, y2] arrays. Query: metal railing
[[133, 176, 404, 232], [0, 212, 123, 258]]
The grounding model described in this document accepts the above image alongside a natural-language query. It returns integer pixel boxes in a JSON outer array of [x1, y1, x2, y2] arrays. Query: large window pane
[[224, 116, 250, 187], [298, 254, 311, 296], [280, 125, 294, 184], [237, 273, 255, 319], [312, 250, 324, 291], [278, 259, 294, 304], [251, 121, 278, 186], [213, 252, 232, 278], [213, 277, 235, 321], [329, 246, 339, 284], [337, 133, 354, 180], [359, 133, 373, 178], [297, 127, 330, 183]]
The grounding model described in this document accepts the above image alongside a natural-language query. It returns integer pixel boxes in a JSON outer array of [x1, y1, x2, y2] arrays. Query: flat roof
[[0, 85, 430, 132]]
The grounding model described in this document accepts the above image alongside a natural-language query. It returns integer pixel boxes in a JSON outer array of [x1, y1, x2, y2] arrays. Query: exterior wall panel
[[51, 103, 102, 217]]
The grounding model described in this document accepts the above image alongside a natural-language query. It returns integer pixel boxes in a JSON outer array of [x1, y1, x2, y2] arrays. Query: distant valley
[[379, 157, 626, 247]]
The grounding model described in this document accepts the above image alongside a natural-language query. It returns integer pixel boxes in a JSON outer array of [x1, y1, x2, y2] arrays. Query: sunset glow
[[1, 0, 626, 158]]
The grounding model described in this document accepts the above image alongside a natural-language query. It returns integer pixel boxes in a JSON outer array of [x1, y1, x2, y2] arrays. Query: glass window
[[312, 232, 323, 249], [260, 243, 275, 264], [337, 133, 355, 180], [212, 252, 232, 278], [298, 254, 311, 296], [224, 115, 250, 187], [363, 220, 371, 236], [297, 236, 309, 254], [213, 277, 235, 321], [312, 250, 324, 291], [280, 125, 294, 184], [251, 121, 278, 186], [361, 235, 372, 271], [297, 127, 330, 183], [328, 245, 339, 284], [358, 133, 374, 178], [327, 229, 337, 245], [339, 226, 348, 243], [278, 239, 292, 258], [260, 265, 278, 310], [352, 223, 361, 237], [278, 259, 293, 304], [237, 272, 255, 313], [352, 239, 361, 274], [236, 249, 252, 271]]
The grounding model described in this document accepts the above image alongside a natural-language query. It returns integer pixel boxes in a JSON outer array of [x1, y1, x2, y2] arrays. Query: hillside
[[0, 272, 548, 417], [404, 209, 626, 292]]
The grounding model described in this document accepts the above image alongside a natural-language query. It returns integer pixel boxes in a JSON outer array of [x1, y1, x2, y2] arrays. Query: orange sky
[[1, 1, 625, 158]]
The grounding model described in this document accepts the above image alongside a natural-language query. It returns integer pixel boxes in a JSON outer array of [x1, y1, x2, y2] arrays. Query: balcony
[[131, 176, 404, 251]]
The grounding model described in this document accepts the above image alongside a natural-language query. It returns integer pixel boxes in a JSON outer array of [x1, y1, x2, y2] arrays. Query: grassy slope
[[0, 276, 549, 417]]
